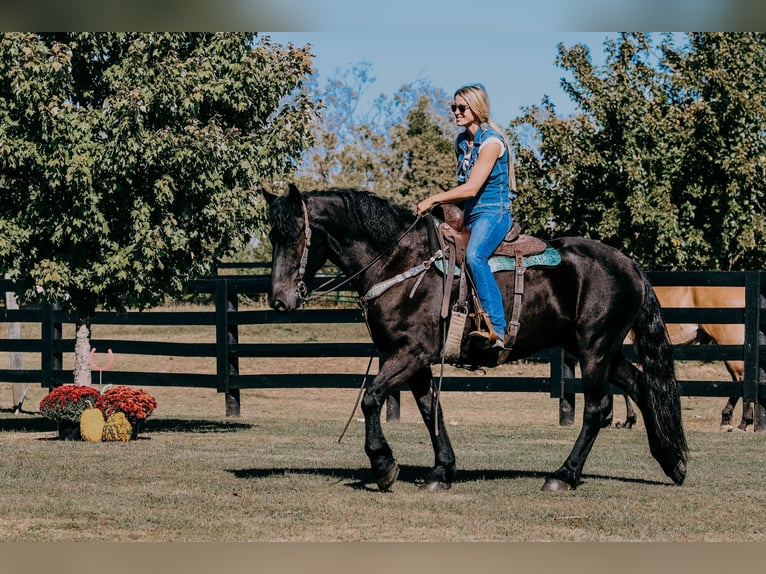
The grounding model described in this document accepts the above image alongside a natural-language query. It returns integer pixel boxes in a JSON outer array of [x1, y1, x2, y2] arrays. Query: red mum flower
[[96, 386, 157, 420], [39, 385, 101, 423]]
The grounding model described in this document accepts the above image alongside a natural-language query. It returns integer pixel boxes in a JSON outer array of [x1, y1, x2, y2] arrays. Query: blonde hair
[[455, 83, 517, 192], [454, 83, 505, 136]]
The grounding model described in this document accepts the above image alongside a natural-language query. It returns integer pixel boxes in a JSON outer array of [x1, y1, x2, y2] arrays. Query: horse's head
[[264, 184, 326, 311]]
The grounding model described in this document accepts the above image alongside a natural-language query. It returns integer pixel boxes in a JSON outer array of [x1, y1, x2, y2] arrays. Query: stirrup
[[468, 329, 499, 343], [468, 329, 506, 350], [470, 308, 507, 349]]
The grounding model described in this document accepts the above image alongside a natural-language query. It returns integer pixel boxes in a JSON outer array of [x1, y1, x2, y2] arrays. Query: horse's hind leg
[[721, 396, 738, 431], [720, 361, 751, 431], [723, 397, 755, 432], [616, 396, 638, 429], [738, 401, 755, 431], [543, 357, 614, 491], [408, 367, 456, 491]]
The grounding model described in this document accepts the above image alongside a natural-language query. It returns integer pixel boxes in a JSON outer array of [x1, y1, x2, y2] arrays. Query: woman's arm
[[416, 140, 502, 215]]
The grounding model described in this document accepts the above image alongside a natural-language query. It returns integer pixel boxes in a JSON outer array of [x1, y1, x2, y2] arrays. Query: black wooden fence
[[1, 270, 765, 428]]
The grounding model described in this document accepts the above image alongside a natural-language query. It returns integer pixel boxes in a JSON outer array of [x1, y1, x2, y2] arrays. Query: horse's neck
[[319, 211, 428, 289]]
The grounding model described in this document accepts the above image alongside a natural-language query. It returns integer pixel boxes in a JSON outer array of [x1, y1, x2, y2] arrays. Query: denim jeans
[[465, 207, 512, 337]]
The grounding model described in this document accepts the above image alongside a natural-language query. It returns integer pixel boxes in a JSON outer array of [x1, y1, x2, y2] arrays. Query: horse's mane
[[270, 188, 416, 251], [325, 189, 416, 249]]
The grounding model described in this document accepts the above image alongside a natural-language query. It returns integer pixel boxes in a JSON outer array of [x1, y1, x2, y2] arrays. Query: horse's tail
[[631, 271, 688, 485]]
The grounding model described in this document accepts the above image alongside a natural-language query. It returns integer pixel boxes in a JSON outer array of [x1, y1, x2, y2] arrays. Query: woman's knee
[[466, 243, 489, 268]]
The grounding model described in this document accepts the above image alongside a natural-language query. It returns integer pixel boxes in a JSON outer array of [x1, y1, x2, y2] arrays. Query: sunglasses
[[450, 104, 470, 114]]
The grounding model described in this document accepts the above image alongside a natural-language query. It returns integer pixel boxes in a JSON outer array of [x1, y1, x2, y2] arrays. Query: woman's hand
[[416, 197, 436, 217]]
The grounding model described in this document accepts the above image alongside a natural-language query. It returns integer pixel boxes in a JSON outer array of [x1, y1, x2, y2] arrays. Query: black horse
[[264, 184, 687, 492]]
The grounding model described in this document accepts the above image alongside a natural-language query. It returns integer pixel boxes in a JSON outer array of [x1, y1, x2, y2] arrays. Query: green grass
[[0, 388, 764, 542]]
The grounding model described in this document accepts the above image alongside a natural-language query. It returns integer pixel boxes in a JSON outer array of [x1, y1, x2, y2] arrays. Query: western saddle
[[433, 203, 547, 353]]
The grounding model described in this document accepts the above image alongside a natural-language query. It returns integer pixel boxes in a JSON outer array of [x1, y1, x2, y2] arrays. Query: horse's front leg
[[408, 366, 456, 491], [360, 357, 422, 491], [618, 395, 638, 429]]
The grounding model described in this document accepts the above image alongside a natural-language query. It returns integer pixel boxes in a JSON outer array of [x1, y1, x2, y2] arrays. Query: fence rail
[[1, 271, 765, 428]]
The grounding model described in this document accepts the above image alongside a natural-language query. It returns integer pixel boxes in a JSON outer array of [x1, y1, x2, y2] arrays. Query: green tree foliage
[[387, 94, 455, 205], [512, 32, 766, 270], [667, 32, 766, 270], [0, 32, 315, 317], [294, 62, 454, 206]]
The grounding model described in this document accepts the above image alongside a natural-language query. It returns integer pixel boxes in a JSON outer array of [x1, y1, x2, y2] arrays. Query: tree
[[512, 33, 687, 266], [294, 62, 454, 205], [386, 93, 455, 205], [0, 32, 316, 383], [667, 32, 766, 270], [511, 32, 766, 271]]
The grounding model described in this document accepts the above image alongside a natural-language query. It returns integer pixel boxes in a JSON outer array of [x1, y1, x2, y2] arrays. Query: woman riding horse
[[265, 184, 687, 492]]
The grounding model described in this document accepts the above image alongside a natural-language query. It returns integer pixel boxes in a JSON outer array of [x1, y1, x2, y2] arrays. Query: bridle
[[293, 199, 428, 306], [295, 200, 312, 302]]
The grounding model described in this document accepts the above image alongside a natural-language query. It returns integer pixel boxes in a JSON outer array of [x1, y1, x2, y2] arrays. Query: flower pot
[[128, 417, 142, 439], [57, 421, 81, 441]]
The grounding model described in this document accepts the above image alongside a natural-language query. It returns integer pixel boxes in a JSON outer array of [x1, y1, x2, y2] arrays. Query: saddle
[[433, 203, 548, 354]]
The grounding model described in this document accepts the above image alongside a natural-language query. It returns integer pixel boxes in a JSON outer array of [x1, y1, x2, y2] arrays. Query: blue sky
[[264, 32, 617, 127]]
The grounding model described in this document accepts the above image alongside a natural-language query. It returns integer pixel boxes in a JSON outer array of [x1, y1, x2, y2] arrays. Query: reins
[[292, 200, 433, 442], [297, 201, 426, 306], [295, 201, 471, 441]]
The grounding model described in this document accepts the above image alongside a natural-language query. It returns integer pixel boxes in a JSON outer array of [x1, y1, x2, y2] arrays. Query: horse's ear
[[262, 190, 279, 206], [287, 183, 303, 214], [287, 183, 302, 201]]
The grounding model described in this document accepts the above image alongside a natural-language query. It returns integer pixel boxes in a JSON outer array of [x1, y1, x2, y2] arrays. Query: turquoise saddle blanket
[[434, 247, 561, 277]]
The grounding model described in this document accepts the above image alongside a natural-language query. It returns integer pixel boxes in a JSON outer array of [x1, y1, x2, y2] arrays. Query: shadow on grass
[[0, 416, 252, 434], [143, 418, 253, 434], [227, 464, 669, 490], [0, 407, 37, 415]]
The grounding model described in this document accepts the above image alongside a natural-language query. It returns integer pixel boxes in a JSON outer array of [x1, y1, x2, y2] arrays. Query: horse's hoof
[[376, 462, 400, 492], [720, 424, 734, 432], [541, 477, 571, 492], [419, 481, 451, 492]]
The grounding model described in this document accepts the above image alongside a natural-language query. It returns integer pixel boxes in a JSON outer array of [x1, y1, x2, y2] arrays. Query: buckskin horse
[[264, 184, 687, 492], [617, 286, 753, 431]]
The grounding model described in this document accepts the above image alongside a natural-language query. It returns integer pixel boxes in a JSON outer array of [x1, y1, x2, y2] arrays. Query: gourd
[[102, 412, 133, 442], [79, 405, 105, 442]]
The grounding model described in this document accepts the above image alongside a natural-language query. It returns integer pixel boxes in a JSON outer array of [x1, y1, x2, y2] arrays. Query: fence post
[[743, 271, 761, 431], [215, 279, 240, 417], [752, 273, 766, 431], [380, 353, 400, 421], [756, 332, 766, 431], [551, 348, 576, 426], [40, 303, 63, 389], [4, 279, 24, 407]]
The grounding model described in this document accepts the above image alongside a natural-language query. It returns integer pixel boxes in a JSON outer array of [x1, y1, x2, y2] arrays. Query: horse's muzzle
[[269, 290, 302, 312], [270, 297, 289, 312]]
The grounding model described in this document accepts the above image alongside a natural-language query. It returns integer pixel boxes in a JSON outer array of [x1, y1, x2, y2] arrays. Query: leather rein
[[290, 200, 447, 442], [294, 200, 435, 307]]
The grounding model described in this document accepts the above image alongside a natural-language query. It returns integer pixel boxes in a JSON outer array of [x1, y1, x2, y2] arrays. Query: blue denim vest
[[456, 124, 513, 218]]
